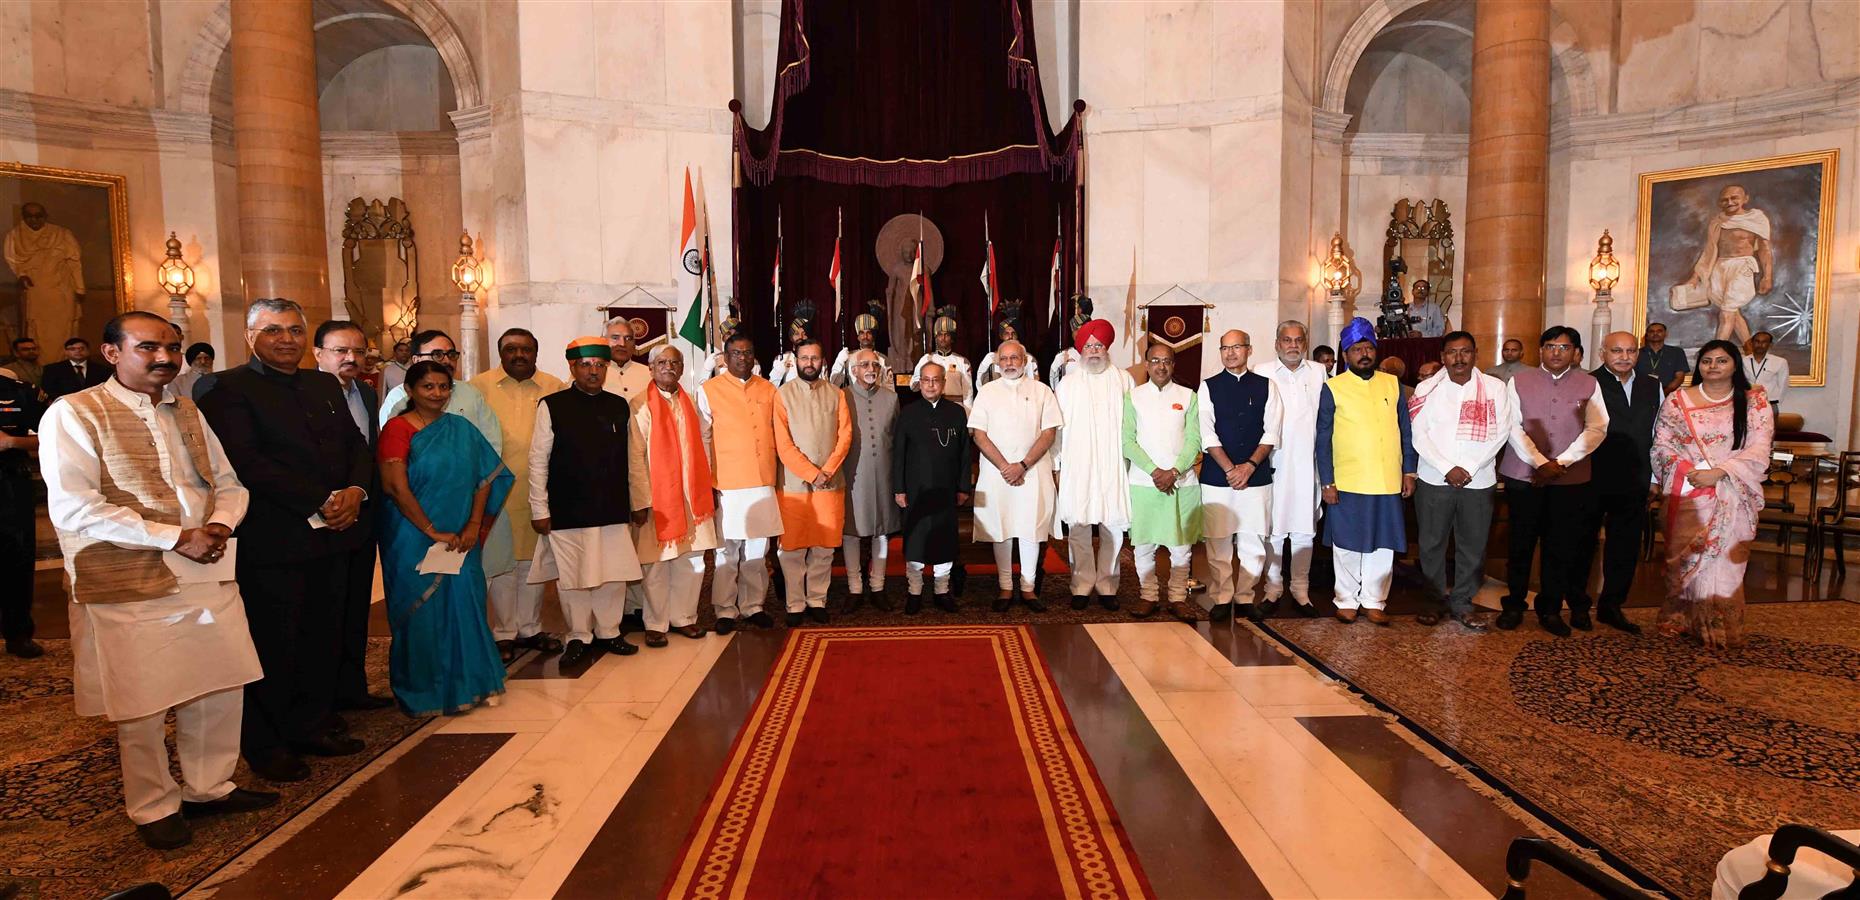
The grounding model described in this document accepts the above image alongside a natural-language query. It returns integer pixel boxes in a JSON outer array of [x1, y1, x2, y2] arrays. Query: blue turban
[[1340, 317, 1377, 351]]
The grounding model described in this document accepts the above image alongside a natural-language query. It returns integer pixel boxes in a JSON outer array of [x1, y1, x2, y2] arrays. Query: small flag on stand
[[675, 167, 707, 348], [1123, 247, 1137, 349]]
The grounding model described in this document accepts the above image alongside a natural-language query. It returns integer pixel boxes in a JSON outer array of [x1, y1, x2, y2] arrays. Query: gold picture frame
[[0, 161, 134, 351], [1634, 149, 1836, 387]]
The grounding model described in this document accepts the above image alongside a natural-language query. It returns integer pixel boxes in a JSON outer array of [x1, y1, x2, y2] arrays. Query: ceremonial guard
[[830, 304, 892, 387], [840, 349, 899, 610], [529, 338, 644, 667], [975, 301, 1038, 388], [1198, 330, 1281, 622], [893, 362, 969, 613]]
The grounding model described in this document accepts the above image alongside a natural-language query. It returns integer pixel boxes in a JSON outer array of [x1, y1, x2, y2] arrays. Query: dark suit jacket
[[41, 359, 113, 401], [196, 357, 375, 564], [1589, 366, 1662, 493]]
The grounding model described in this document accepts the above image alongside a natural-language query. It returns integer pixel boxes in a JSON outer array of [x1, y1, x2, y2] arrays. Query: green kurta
[[1123, 384, 1203, 547]]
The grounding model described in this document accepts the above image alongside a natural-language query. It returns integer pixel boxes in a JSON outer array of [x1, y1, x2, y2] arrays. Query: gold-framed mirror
[[0, 162, 133, 352], [339, 197, 421, 352], [1382, 198, 1454, 317]]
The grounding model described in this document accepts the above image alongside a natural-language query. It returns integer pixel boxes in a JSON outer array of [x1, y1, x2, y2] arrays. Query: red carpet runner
[[663, 626, 1152, 899]]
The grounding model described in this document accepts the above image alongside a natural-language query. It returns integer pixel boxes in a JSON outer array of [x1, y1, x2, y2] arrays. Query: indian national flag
[[981, 214, 999, 317], [913, 240, 934, 316], [828, 209, 842, 326], [675, 167, 707, 347]]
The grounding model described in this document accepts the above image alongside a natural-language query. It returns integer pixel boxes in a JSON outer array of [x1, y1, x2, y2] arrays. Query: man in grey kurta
[[840, 349, 899, 610]]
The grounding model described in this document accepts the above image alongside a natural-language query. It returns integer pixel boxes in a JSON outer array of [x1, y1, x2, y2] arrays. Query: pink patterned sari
[[1651, 387, 1773, 649]]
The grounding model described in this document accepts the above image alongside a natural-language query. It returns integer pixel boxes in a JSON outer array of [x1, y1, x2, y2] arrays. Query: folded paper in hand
[[417, 543, 468, 575]]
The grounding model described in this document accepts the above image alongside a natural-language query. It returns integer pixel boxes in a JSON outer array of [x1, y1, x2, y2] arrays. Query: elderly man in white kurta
[[40, 311, 273, 850], [1252, 320, 1326, 615], [4, 202, 86, 347], [627, 346, 717, 648], [1053, 319, 1132, 611], [969, 340, 1062, 612], [1198, 330, 1282, 623]]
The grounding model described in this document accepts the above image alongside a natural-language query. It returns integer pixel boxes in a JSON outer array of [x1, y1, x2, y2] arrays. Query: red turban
[[1074, 318, 1114, 352]]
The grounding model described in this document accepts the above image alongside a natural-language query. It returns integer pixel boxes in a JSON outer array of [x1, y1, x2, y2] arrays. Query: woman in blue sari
[[377, 361, 514, 715]]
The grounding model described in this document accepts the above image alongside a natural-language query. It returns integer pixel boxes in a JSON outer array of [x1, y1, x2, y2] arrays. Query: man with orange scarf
[[627, 346, 717, 648]]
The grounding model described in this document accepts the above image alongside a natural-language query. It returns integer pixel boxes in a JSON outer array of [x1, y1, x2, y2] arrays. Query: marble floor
[[163, 614, 1625, 900]]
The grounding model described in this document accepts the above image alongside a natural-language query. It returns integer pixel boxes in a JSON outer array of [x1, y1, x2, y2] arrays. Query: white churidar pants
[[1332, 547, 1394, 610], [778, 547, 835, 611], [711, 538, 770, 619], [839, 534, 889, 592], [116, 686, 242, 825], [1065, 523, 1124, 596], [560, 581, 626, 643], [641, 554, 705, 633], [488, 559, 547, 640], [1264, 532, 1316, 604], [991, 538, 1041, 590], [1132, 543, 1191, 603], [905, 561, 953, 594], [1204, 533, 1269, 609]]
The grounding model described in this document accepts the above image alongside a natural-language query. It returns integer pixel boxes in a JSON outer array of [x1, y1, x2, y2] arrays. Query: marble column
[[230, 0, 331, 324], [1460, 0, 1550, 365]]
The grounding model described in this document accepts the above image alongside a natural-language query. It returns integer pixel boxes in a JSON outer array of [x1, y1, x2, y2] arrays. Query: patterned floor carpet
[[0, 638, 428, 900], [1264, 601, 1860, 898]]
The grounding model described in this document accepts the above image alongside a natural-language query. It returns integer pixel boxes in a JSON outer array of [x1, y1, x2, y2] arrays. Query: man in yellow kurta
[[772, 339, 853, 625], [697, 333, 783, 633], [470, 328, 564, 659]]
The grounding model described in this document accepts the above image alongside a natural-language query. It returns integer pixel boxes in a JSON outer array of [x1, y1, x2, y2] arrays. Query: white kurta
[[968, 375, 1063, 542], [1253, 357, 1326, 536], [1197, 375, 1282, 539], [39, 380, 263, 721], [975, 352, 1038, 390], [629, 386, 721, 562], [603, 359, 652, 402], [1053, 364, 1133, 532], [526, 399, 644, 589], [912, 352, 973, 408]]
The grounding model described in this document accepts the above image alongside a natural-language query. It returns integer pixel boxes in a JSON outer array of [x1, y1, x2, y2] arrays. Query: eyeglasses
[[419, 350, 462, 361], [252, 325, 306, 338], [1542, 343, 1575, 352], [1219, 343, 1250, 351], [319, 346, 366, 357]]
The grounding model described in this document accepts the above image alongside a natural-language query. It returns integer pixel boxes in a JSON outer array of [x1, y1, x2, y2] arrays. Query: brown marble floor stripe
[[1032, 625, 1269, 899], [1295, 715, 1602, 899], [553, 631, 787, 898], [1192, 618, 1296, 666], [202, 732, 511, 899]]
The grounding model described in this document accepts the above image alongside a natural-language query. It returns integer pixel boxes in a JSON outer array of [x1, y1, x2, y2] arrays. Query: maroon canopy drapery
[[731, 0, 1084, 367]]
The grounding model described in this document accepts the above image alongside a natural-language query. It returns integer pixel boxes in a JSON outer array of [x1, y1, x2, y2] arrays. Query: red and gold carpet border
[[664, 625, 1149, 899]]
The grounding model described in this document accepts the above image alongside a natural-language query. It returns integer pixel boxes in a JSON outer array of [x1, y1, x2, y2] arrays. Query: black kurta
[[891, 398, 970, 564]]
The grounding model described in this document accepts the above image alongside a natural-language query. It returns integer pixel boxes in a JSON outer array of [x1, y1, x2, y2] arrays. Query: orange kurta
[[772, 378, 853, 549]]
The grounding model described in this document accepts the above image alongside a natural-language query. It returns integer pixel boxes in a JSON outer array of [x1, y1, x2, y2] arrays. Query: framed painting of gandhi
[[1634, 149, 1837, 386], [0, 162, 132, 353]]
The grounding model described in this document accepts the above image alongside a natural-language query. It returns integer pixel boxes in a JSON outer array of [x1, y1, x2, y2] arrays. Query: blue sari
[[379, 413, 514, 716]]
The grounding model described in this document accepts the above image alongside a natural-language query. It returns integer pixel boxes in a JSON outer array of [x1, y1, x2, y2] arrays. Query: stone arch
[[1320, 0, 1597, 121], [174, 0, 482, 117]]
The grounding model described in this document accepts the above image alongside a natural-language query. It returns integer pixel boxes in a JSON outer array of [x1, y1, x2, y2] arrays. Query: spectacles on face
[[252, 325, 306, 339], [1542, 343, 1575, 353], [1219, 342, 1249, 351], [319, 345, 366, 357], [419, 349, 462, 361]]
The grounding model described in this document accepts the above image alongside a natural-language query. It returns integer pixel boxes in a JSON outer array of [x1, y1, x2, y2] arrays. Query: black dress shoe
[[1597, 609, 1642, 634], [904, 593, 924, 615], [1208, 603, 1235, 623], [871, 589, 894, 613], [933, 593, 958, 613], [182, 787, 280, 818], [713, 617, 737, 636], [1567, 608, 1594, 631], [992, 594, 1012, 613], [1246, 602, 1268, 623], [1023, 594, 1047, 613], [137, 813, 191, 850], [1494, 609, 1524, 631], [291, 733, 366, 757], [559, 639, 592, 669], [643, 631, 669, 648], [844, 589, 866, 614], [807, 606, 830, 624], [336, 694, 395, 711], [1097, 594, 1118, 611], [620, 611, 645, 634], [1294, 602, 1318, 618], [594, 636, 638, 656], [1538, 614, 1572, 638], [246, 749, 311, 783], [323, 712, 350, 734], [785, 611, 804, 627], [5, 638, 45, 659], [1070, 595, 1090, 611], [746, 611, 776, 629]]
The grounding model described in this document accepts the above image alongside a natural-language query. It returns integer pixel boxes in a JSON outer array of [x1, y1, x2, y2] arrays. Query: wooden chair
[[1808, 451, 1860, 581], [1498, 838, 1642, 899], [1734, 824, 1860, 900], [1758, 454, 1821, 561]]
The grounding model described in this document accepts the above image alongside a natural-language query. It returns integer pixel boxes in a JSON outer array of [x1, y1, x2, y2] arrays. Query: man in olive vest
[[1315, 318, 1417, 625]]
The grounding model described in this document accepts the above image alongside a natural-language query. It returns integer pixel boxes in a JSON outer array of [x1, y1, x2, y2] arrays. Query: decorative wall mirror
[[1381, 198, 1454, 316], [340, 197, 421, 350]]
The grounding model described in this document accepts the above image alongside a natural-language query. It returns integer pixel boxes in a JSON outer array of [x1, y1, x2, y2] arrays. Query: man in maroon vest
[[1497, 326, 1610, 636]]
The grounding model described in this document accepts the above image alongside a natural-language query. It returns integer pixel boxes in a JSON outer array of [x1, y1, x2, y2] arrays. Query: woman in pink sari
[[1650, 339, 1774, 649]]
